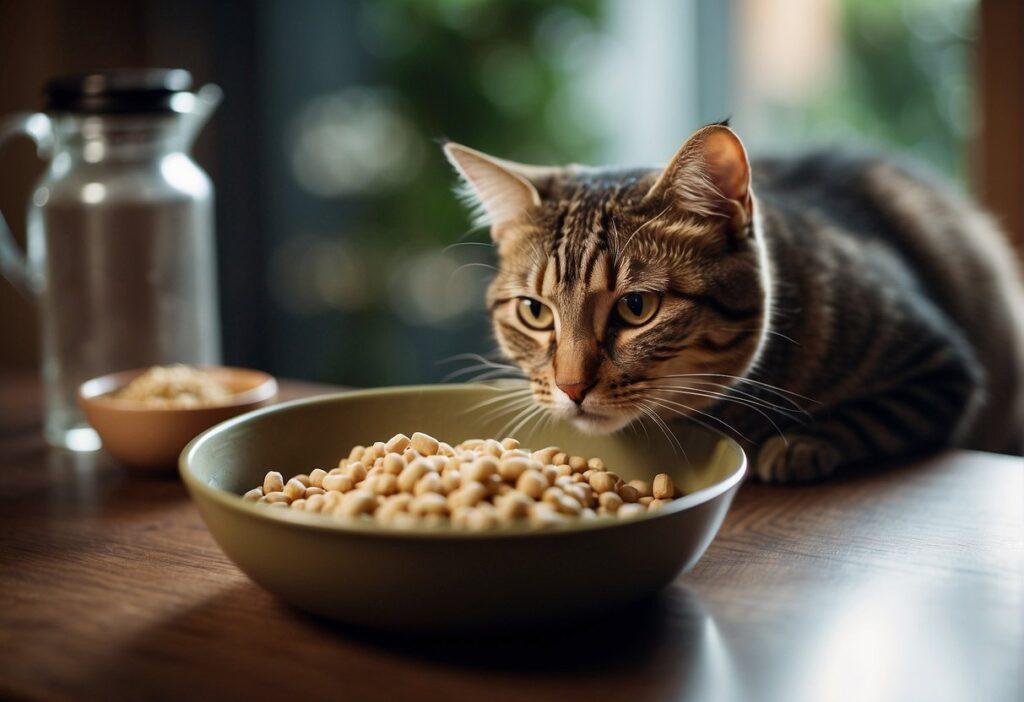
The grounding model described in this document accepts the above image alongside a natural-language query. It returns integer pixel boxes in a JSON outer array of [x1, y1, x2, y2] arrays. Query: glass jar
[[0, 69, 222, 449]]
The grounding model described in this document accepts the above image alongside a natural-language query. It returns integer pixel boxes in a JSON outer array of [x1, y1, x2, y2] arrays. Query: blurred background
[[1, 0, 1020, 388]]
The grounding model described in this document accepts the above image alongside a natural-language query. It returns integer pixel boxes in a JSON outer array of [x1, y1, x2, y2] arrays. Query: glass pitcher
[[0, 69, 222, 450]]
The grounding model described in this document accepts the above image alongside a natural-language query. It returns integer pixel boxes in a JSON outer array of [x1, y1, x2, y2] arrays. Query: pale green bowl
[[180, 384, 746, 632]]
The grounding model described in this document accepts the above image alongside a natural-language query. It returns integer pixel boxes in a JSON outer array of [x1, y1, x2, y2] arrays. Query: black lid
[[45, 69, 194, 114]]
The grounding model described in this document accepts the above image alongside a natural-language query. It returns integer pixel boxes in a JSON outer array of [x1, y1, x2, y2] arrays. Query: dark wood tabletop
[[0, 371, 1020, 702]]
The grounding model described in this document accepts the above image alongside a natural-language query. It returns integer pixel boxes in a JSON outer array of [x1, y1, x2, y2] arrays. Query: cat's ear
[[443, 142, 551, 239], [645, 124, 752, 232]]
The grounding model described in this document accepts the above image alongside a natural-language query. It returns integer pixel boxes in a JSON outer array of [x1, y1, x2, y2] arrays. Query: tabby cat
[[443, 125, 1024, 482]]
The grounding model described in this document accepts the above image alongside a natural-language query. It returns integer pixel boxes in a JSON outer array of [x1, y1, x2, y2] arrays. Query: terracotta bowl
[[79, 366, 278, 470], [180, 384, 746, 632]]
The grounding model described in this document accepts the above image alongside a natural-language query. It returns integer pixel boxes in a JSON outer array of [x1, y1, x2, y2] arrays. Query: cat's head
[[444, 125, 768, 433]]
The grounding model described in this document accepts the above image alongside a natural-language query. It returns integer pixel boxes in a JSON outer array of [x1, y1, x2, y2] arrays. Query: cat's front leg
[[752, 352, 982, 483], [755, 433, 842, 483]]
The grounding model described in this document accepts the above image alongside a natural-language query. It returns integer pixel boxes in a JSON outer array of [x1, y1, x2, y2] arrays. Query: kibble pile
[[114, 364, 233, 407], [243, 432, 680, 529]]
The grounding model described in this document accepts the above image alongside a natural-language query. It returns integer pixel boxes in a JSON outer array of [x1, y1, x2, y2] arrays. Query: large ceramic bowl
[[180, 384, 746, 632]]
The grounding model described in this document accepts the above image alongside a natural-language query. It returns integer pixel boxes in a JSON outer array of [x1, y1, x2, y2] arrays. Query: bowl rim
[[179, 384, 747, 540], [78, 365, 279, 413]]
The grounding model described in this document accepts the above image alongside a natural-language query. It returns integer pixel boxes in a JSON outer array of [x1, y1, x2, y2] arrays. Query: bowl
[[180, 384, 746, 633], [79, 365, 278, 470]]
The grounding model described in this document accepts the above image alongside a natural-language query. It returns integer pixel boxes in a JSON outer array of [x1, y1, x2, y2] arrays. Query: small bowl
[[79, 366, 278, 470], [180, 384, 745, 632]]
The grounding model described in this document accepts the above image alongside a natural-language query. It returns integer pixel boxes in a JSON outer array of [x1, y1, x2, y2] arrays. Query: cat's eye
[[615, 292, 660, 326], [516, 297, 555, 331]]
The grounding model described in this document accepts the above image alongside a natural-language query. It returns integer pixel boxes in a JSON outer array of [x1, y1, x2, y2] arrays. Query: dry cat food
[[113, 364, 233, 408], [243, 432, 683, 529]]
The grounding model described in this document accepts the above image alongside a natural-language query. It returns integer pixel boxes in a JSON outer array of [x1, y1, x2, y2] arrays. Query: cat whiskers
[[675, 380, 806, 417], [626, 405, 651, 443], [643, 382, 805, 424], [466, 382, 530, 407], [462, 386, 537, 429], [637, 392, 757, 445], [459, 380, 532, 414], [480, 394, 537, 426], [442, 240, 495, 252], [439, 353, 525, 384], [632, 399, 688, 461], [452, 222, 492, 243], [446, 367, 526, 384], [642, 386, 788, 444], [442, 234, 499, 289], [448, 262, 498, 283], [706, 325, 801, 347], [650, 373, 818, 410], [497, 400, 550, 441]]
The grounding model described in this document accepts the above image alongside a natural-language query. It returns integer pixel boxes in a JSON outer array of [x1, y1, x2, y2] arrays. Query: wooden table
[[1, 373, 1021, 701]]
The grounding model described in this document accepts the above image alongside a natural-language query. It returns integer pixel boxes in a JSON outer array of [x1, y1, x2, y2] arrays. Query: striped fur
[[445, 129, 1024, 483]]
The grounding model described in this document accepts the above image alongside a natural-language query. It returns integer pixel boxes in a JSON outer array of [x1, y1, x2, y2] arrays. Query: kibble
[[382, 453, 405, 475], [322, 473, 354, 493], [466, 507, 498, 531], [627, 479, 652, 498], [516, 469, 547, 499], [440, 470, 461, 494], [338, 490, 376, 517], [498, 456, 531, 482], [398, 460, 430, 493], [347, 462, 368, 483], [374, 473, 400, 496], [463, 456, 498, 483], [414, 472, 442, 496], [617, 484, 640, 503], [283, 478, 307, 501], [245, 433, 682, 530], [385, 433, 410, 453], [618, 503, 646, 519], [449, 480, 487, 509], [410, 432, 440, 456], [589, 471, 617, 494], [263, 471, 284, 495], [652, 473, 675, 500], [410, 492, 448, 517], [599, 491, 624, 513]]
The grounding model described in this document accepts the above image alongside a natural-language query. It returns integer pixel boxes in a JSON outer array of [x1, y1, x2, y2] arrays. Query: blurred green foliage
[[793, 0, 975, 180], [354, 0, 603, 249]]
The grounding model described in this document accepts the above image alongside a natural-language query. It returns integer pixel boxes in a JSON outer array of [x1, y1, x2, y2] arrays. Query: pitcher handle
[[0, 112, 54, 298]]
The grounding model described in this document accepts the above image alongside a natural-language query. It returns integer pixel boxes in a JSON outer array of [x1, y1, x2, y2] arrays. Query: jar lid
[[45, 69, 194, 114]]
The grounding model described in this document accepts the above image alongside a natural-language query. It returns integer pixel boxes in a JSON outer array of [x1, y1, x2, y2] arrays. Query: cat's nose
[[556, 380, 595, 404]]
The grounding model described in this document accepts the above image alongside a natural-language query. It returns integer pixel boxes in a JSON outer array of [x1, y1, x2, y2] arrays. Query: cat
[[442, 124, 1024, 482]]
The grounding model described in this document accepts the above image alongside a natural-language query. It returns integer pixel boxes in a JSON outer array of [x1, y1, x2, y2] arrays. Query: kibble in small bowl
[[80, 365, 277, 470], [245, 432, 682, 529], [181, 385, 745, 632]]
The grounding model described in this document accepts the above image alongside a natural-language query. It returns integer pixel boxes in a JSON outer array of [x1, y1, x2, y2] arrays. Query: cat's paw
[[755, 434, 841, 483]]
